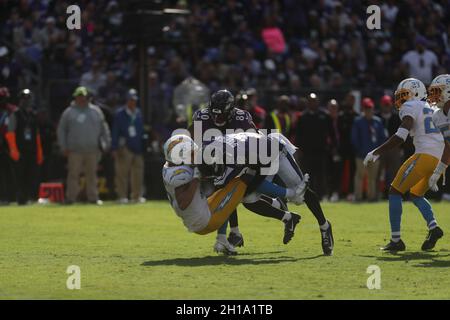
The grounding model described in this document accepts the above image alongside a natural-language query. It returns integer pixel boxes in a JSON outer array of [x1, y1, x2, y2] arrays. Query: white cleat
[[213, 239, 237, 256]]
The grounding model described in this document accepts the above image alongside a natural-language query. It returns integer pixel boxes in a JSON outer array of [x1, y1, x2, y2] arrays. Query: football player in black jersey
[[189, 90, 302, 254]]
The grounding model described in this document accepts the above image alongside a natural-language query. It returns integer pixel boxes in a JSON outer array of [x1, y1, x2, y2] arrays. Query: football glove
[[428, 162, 448, 192], [363, 150, 379, 167]]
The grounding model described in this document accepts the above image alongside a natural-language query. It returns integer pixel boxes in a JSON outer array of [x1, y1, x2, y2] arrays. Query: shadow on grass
[[142, 254, 324, 267], [357, 251, 450, 268], [414, 259, 450, 268]]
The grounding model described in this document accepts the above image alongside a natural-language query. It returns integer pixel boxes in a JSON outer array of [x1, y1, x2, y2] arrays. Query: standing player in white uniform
[[364, 78, 445, 251], [428, 74, 450, 192]]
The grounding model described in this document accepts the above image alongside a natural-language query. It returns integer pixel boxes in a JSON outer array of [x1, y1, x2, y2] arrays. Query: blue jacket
[[111, 107, 144, 154], [351, 115, 387, 159]]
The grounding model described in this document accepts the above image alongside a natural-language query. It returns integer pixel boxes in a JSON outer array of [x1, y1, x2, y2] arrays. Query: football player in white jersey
[[364, 78, 445, 252], [428, 74, 450, 193], [162, 134, 307, 255]]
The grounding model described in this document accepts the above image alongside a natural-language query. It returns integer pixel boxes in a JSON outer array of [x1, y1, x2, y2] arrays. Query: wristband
[[395, 127, 409, 141], [434, 162, 448, 175]]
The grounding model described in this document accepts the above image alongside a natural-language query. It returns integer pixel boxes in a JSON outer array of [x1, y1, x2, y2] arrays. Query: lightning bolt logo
[[214, 186, 238, 213]]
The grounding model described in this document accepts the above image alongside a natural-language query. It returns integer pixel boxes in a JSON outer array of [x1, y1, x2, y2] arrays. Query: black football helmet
[[209, 89, 234, 127]]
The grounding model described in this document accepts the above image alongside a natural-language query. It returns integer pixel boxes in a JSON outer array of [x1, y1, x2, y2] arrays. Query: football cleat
[[213, 239, 237, 256], [321, 221, 334, 256], [227, 232, 244, 247], [381, 239, 406, 252], [283, 213, 301, 244], [421, 226, 444, 251]]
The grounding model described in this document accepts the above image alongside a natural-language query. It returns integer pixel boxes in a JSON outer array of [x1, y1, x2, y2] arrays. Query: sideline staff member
[[6, 89, 43, 204]]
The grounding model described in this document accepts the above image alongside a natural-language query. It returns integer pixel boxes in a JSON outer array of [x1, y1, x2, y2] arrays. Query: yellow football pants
[[195, 178, 248, 235], [391, 153, 439, 197]]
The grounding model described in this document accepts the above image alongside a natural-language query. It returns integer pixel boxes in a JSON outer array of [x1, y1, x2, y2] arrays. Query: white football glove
[[428, 162, 448, 192], [363, 150, 380, 167], [429, 174, 440, 192]]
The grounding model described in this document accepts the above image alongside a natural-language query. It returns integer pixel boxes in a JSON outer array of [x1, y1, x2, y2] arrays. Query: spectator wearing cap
[[351, 98, 387, 202], [57, 86, 111, 204], [111, 89, 145, 204], [376, 95, 402, 197], [401, 36, 439, 85], [39, 16, 61, 50]]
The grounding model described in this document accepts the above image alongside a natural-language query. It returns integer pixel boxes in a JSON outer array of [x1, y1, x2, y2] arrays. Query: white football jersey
[[162, 163, 210, 232], [399, 100, 444, 159], [432, 109, 450, 144]]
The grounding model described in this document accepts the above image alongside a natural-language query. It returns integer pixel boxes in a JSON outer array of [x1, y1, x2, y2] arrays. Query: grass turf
[[0, 201, 449, 299]]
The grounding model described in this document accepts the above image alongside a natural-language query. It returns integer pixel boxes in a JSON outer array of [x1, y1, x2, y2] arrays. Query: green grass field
[[1, 200, 449, 300]]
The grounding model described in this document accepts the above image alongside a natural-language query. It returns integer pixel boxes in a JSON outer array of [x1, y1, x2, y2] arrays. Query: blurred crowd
[[1, 0, 450, 203]]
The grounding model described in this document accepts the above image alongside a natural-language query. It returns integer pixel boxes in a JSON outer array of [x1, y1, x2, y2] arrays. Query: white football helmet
[[163, 134, 198, 165], [428, 74, 450, 108], [394, 78, 427, 109]]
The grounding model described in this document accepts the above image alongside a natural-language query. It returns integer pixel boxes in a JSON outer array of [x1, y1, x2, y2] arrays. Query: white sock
[[428, 220, 438, 230], [282, 212, 292, 222], [216, 233, 227, 242], [319, 221, 329, 231], [286, 189, 295, 198], [391, 232, 401, 242], [230, 227, 240, 235]]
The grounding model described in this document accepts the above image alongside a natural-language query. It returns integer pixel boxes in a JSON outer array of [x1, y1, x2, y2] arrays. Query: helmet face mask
[[427, 85, 444, 107], [209, 89, 234, 127], [394, 88, 412, 109], [210, 108, 229, 127], [429, 74, 450, 109], [394, 78, 427, 109]]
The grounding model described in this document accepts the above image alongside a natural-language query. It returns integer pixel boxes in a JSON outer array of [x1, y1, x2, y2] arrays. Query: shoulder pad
[[163, 166, 194, 188]]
